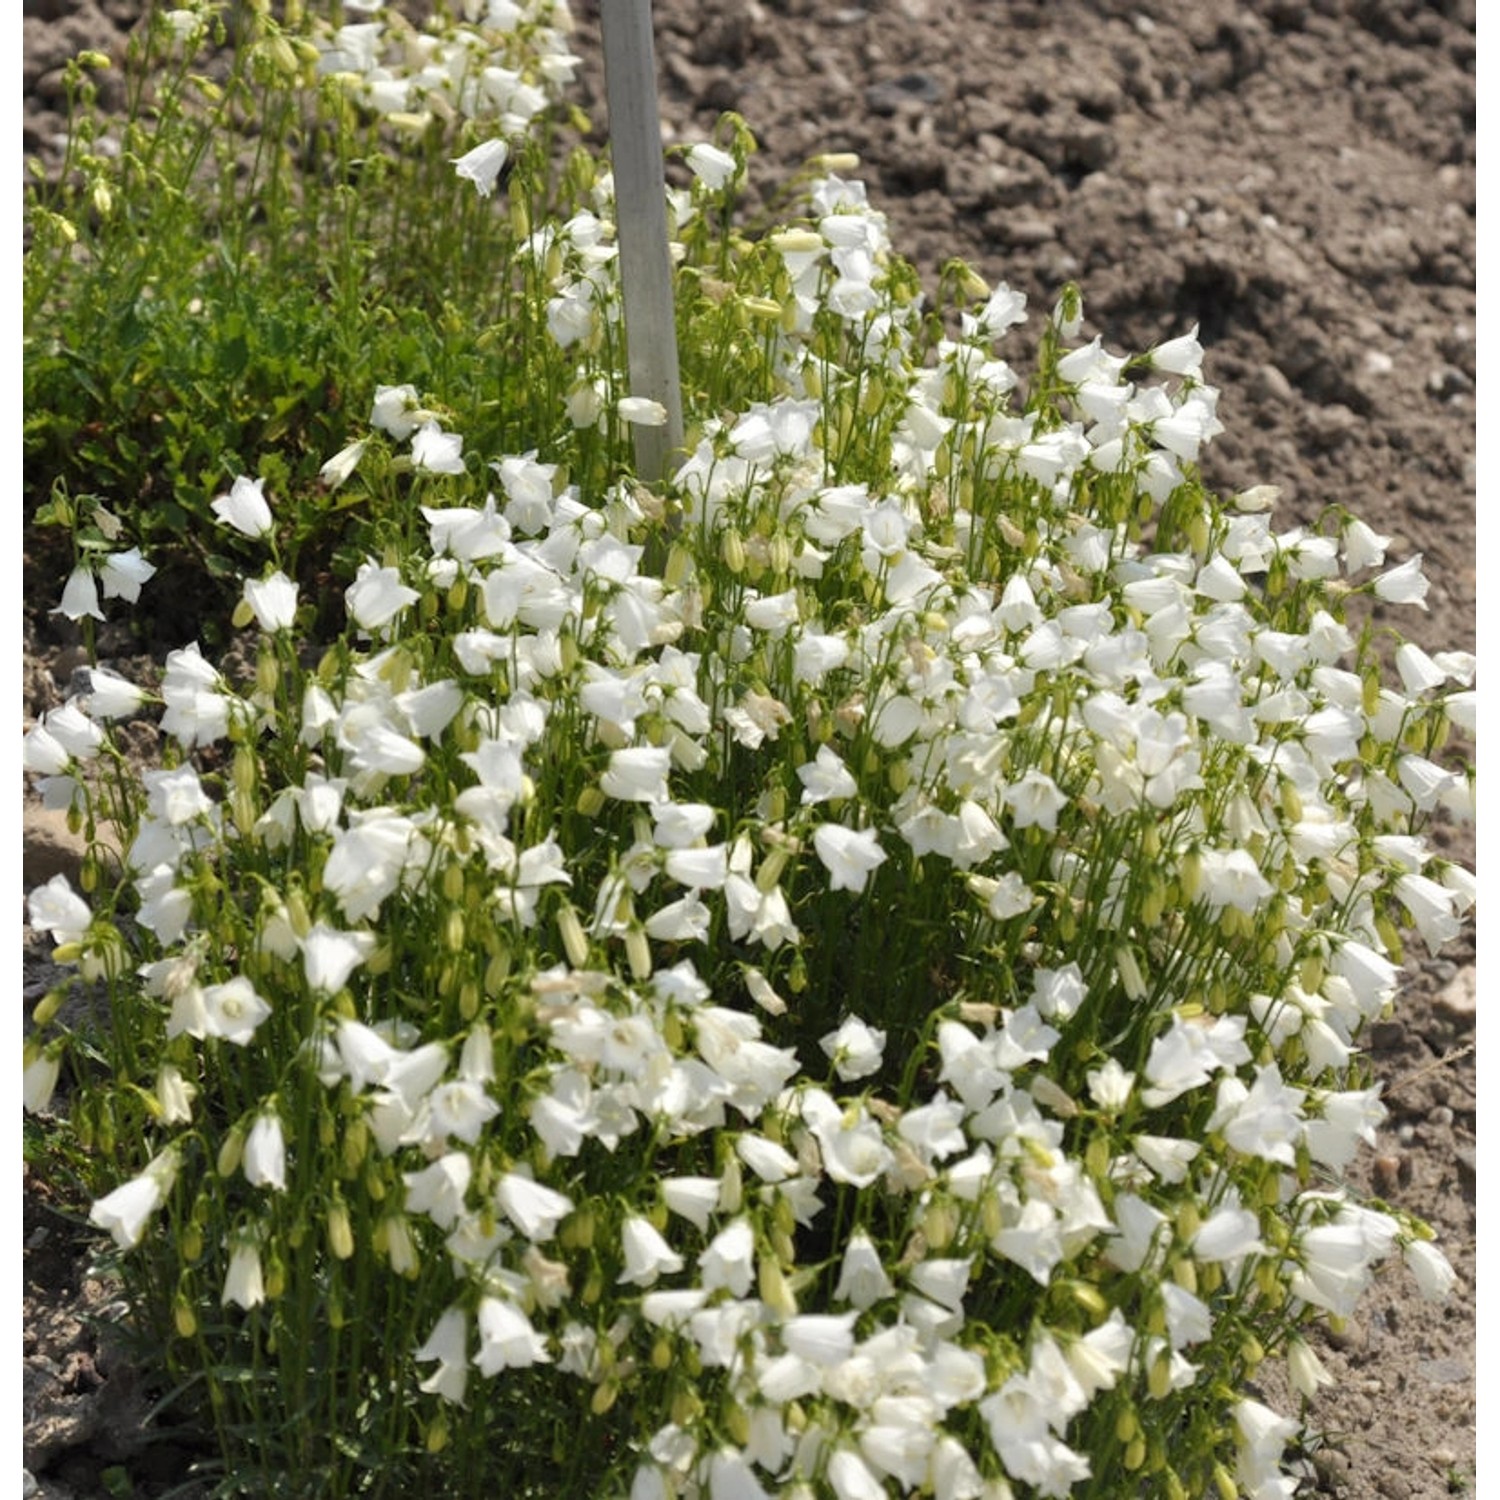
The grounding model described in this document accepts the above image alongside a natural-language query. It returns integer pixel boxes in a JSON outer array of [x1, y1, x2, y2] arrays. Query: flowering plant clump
[[24, 8, 1474, 1500]]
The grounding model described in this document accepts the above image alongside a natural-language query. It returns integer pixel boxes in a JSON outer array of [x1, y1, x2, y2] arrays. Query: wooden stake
[[599, 0, 685, 488]]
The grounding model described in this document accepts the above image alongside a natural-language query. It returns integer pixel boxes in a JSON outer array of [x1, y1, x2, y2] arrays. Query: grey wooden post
[[598, 0, 685, 488]]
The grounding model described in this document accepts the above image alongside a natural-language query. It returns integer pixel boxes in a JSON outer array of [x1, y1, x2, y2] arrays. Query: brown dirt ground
[[22, 1, 1476, 1496]]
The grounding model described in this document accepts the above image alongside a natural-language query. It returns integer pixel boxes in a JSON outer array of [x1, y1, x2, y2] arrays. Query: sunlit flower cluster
[[26, 142, 1473, 1500], [310, 0, 580, 147]]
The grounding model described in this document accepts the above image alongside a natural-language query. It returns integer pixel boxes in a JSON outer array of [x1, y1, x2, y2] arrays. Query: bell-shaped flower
[[618, 396, 668, 427], [1341, 516, 1390, 572], [302, 922, 376, 995], [1003, 769, 1067, 832], [403, 1153, 472, 1231], [54, 565, 105, 621], [243, 1110, 287, 1191], [618, 1215, 685, 1286], [1371, 553, 1429, 609], [833, 1229, 894, 1310], [415, 1306, 470, 1405], [99, 547, 156, 603], [144, 765, 214, 825], [819, 1014, 886, 1081], [23, 1046, 62, 1116], [221, 1234, 267, 1310], [89, 1147, 178, 1249], [1147, 322, 1204, 377], [27, 874, 92, 948], [80, 666, 147, 721], [1404, 1238, 1457, 1301], [370, 383, 423, 441], [243, 571, 299, 632], [346, 559, 420, 633], [494, 1171, 573, 1242], [473, 1295, 550, 1374], [797, 745, 857, 806], [1394, 872, 1461, 949], [160, 642, 232, 748], [697, 1216, 755, 1297], [421, 1077, 498, 1146], [319, 438, 367, 490], [412, 420, 466, 475], [660, 1175, 723, 1232], [685, 141, 736, 190], [812, 823, 887, 895], [211, 475, 274, 538], [452, 137, 508, 197], [601, 746, 672, 804]]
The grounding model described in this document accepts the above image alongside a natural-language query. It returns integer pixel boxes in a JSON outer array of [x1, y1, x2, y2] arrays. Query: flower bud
[[327, 1201, 354, 1260], [625, 927, 652, 981], [174, 1294, 198, 1338], [443, 909, 465, 954], [556, 903, 589, 967], [217, 1124, 245, 1178]]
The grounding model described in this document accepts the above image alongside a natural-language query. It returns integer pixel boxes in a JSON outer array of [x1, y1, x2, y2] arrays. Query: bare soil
[[23, 1, 1476, 1496]]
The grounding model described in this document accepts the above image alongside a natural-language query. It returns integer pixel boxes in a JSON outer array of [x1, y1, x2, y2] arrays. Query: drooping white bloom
[[819, 1014, 887, 1081], [323, 812, 419, 922], [1394, 872, 1461, 949], [1341, 516, 1390, 572], [27, 874, 92, 947], [1197, 847, 1273, 913], [661, 1175, 723, 1232], [1371, 553, 1429, 609], [370, 384, 423, 441], [222, 1235, 266, 1310], [426, 1078, 501, 1146], [89, 1147, 178, 1249], [99, 547, 156, 603], [619, 1216, 686, 1286], [346, 559, 420, 633], [24, 1049, 62, 1115], [452, 137, 509, 196], [403, 1153, 472, 1231], [1085, 1056, 1135, 1113], [812, 823, 887, 894], [144, 764, 214, 826], [495, 1172, 574, 1242], [243, 571, 299, 632], [685, 141, 736, 190], [1404, 1238, 1457, 1301], [1147, 322, 1204, 377], [1003, 768, 1068, 832], [412, 420, 466, 475], [833, 1229, 894, 1310], [54, 565, 105, 622], [211, 475, 274, 538], [618, 396, 669, 427], [302, 923, 376, 994], [697, 1217, 755, 1296], [473, 1296, 550, 1374], [319, 438, 368, 490], [601, 746, 672, 804], [415, 1307, 470, 1405], [243, 1111, 287, 1192], [160, 642, 232, 748], [796, 745, 857, 805]]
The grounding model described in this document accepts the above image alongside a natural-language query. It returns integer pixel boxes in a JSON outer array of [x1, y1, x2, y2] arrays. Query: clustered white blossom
[[25, 150, 1473, 1500]]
